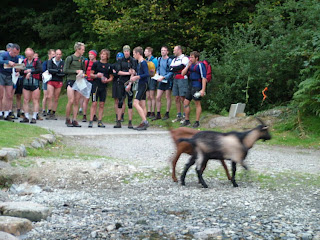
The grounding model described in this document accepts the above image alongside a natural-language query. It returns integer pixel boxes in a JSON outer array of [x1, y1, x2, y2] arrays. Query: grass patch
[[204, 168, 320, 189], [0, 121, 50, 148]]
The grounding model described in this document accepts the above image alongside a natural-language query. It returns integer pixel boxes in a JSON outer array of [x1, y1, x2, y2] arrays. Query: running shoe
[[30, 118, 37, 124], [98, 121, 105, 128], [72, 120, 81, 127]]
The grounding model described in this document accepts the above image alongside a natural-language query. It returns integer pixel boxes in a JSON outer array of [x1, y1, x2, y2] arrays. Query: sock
[[33, 112, 38, 119], [9, 110, 12, 115], [129, 120, 132, 124], [121, 113, 124, 117], [166, 111, 169, 115], [143, 120, 149, 124], [116, 114, 118, 119], [25, 113, 29, 119], [53, 111, 55, 114], [185, 119, 190, 123], [48, 110, 51, 114], [157, 112, 160, 115], [79, 108, 82, 112], [4, 111, 9, 117]]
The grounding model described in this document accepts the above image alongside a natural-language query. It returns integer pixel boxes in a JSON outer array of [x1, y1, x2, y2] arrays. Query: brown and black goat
[[178, 118, 272, 188], [169, 127, 231, 183]]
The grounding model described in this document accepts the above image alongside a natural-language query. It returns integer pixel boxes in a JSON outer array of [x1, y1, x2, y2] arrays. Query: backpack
[[146, 61, 156, 77], [199, 59, 212, 83], [146, 56, 156, 77], [23, 58, 41, 80]]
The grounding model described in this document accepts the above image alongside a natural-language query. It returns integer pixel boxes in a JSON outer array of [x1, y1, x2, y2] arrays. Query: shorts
[[48, 81, 63, 88], [14, 78, 24, 95], [158, 79, 173, 91], [172, 78, 189, 97], [42, 81, 47, 91], [186, 86, 202, 101], [0, 73, 13, 86], [23, 85, 39, 92], [66, 80, 75, 88], [91, 83, 107, 102], [135, 82, 148, 101], [147, 77, 157, 91]]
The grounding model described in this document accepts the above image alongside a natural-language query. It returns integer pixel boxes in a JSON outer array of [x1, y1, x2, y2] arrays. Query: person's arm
[[48, 60, 58, 75], [139, 61, 149, 79], [199, 63, 207, 96], [0, 53, 9, 65], [31, 60, 42, 74]]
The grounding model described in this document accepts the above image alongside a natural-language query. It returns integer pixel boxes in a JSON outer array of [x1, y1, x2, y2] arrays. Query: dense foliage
[[0, 0, 319, 116]]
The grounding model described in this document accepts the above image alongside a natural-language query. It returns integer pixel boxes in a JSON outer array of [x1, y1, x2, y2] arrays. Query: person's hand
[[130, 75, 139, 82], [76, 70, 83, 74], [24, 69, 31, 74], [8, 61, 15, 67], [101, 76, 107, 83], [15, 72, 20, 77], [26, 72, 31, 79], [125, 84, 131, 92], [158, 76, 165, 82], [97, 73, 104, 78], [200, 90, 205, 97], [129, 69, 136, 75]]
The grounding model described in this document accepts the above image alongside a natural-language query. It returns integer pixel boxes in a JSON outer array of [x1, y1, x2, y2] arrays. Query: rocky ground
[[0, 119, 319, 239]]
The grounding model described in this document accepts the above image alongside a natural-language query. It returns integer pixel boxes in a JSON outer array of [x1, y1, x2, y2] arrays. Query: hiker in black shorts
[[114, 45, 137, 129], [88, 49, 113, 128], [112, 52, 125, 122], [20, 48, 42, 124]]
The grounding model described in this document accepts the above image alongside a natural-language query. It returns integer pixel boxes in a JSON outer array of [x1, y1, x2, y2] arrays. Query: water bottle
[[126, 85, 133, 96], [193, 91, 201, 98]]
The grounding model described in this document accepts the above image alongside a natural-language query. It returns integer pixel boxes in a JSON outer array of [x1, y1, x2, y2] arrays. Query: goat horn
[[256, 117, 266, 126]]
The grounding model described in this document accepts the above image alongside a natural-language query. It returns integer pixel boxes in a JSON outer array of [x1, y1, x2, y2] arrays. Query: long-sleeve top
[[0, 51, 19, 76], [63, 54, 86, 81], [157, 57, 173, 81], [48, 58, 65, 82], [115, 56, 138, 83], [137, 60, 149, 84]]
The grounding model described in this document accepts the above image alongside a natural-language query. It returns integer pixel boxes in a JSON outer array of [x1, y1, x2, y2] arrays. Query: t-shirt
[[137, 60, 149, 84], [115, 56, 138, 83], [188, 62, 207, 88], [157, 57, 173, 81], [91, 61, 113, 89], [63, 54, 86, 81]]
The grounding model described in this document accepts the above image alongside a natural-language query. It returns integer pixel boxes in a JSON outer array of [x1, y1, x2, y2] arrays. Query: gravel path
[[3, 120, 320, 239]]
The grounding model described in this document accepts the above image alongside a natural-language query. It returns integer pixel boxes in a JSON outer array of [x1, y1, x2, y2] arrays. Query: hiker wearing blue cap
[[112, 52, 125, 123]]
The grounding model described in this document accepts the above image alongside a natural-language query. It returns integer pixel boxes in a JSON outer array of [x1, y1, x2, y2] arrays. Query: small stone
[[40, 134, 56, 144], [18, 145, 27, 157], [31, 140, 43, 149], [0, 231, 19, 240], [106, 224, 115, 232], [0, 216, 32, 236]]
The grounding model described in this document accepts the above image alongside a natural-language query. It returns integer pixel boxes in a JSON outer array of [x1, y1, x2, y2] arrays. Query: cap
[[123, 45, 130, 52], [89, 50, 97, 57], [116, 52, 124, 61]]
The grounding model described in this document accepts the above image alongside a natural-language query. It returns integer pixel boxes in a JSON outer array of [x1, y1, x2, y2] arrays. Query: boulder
[[0, 231, 19, 240], [18, 145, 27, 157], [0, 216, 32, 236], [31, 139, 43, 149], [40, 134, 56, 144], [0, 201, 52, 222]]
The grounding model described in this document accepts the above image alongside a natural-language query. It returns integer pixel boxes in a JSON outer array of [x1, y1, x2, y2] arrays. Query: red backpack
[[199, 60, 212, 83], [23, 58, 41, 80]]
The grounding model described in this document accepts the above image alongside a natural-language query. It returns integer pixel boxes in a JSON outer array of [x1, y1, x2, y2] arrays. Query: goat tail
[[178, 137, 195, 146]]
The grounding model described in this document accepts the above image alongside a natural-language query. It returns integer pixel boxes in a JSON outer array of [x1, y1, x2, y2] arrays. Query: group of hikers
[[0, 42, 208, 130]]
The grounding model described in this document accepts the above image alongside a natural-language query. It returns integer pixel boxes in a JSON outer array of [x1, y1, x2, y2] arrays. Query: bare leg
[[165, 90, 172, 112], [32, 88, 40, 113], [72, 91, 81, 121], [195, 100, 202, 121], [156, 89, 164, 112], [66, 86, 75, 119], [98, 101, 105, 120]]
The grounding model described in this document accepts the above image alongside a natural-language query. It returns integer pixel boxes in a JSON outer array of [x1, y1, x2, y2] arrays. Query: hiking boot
[[180, 120, 191, 127], [128, 121, 133, 129], [148, 112, 155, 119], [20, 112, 25, 118], [162, 113, 169, 120], [30, 118, 36, 124], [72, 120, 81, 127], [82, 115, 87, 122], [152, 114, 161, 121], [51, 113, 57, 120], [113, 120, 121, 128], [66, 118, 73, 127], [192, 121, 200, 128], [42, 110, 47, 117], [20, 117, 29, 123], [135, 122, 149, 131], [37, 114, 43, 121], [4, 115, 14, 122], [146, 112, 151, 118], [46, 113, 56, 120], [98, 121, 105, 128], [9, 112, 17, 119], [172, 114, 182, 123], [88, 121, 93, 128]]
